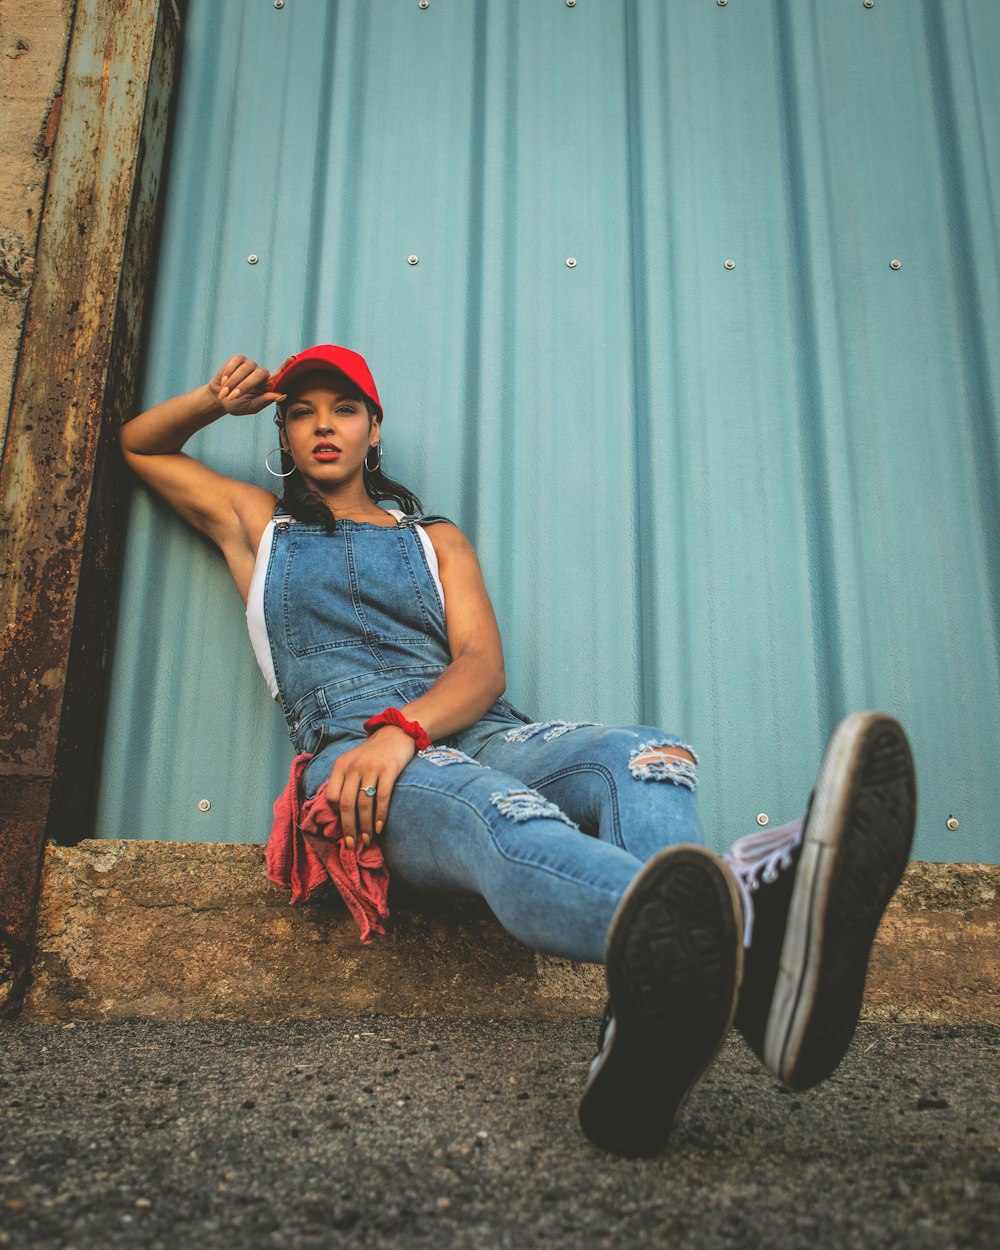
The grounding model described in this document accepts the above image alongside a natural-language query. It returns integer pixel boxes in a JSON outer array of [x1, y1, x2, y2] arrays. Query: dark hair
[[275, 393, 422, 532]]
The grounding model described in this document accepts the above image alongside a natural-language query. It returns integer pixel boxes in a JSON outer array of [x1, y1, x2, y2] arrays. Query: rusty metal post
[[0, 0, 181, 1014]]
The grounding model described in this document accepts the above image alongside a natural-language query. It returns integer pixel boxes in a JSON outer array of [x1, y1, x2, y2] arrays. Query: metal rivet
[[407, 254, 419, 266], [718, 0, 728, 6], [864, 0, 875, 8], [946, 816, 960, 831], [198, 799, 211, 813], [724, 258, 736, 270], [566, 0, 577, 7], [419, 0, 429, 8], [247, 254, 259, 265], [274, 0, 284, 8], [756, 813, 769, 826], [890, 258, 901, 270], [566, 257, 577, 268]]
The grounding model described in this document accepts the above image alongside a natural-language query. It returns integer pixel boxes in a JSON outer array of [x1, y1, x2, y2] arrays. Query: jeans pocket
[[494, 696, 535, 725], [298, 721, 325, 756], [286, 690, 327, 755]]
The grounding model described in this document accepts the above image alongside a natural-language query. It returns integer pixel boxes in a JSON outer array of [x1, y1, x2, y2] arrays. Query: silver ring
[[363, 785, 377, 798]]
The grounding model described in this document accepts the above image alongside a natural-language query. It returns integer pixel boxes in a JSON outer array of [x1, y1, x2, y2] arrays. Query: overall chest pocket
[[280, 528, 439, 658]]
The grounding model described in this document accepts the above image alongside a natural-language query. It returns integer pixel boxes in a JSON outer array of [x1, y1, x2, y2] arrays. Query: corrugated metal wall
[[95, 0, 1000, 862]]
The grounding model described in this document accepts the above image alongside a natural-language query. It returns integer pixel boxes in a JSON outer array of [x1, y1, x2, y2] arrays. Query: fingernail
[[345, 836, 355, 849], [362, 834, 371, 846], [375, 821, 383, 834], [232, 387, 241, 396]]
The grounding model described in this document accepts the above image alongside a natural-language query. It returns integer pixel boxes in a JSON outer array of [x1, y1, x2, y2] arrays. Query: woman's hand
[[325, 727, 417, 848], [208, 355, 291, 416]]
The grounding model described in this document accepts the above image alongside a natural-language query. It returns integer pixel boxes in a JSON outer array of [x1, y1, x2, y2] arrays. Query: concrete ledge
[[20, 841, 1000, 1024]]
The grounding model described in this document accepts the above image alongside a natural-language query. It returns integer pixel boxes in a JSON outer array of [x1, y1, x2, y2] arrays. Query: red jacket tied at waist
[[266, 753, 390, 943]]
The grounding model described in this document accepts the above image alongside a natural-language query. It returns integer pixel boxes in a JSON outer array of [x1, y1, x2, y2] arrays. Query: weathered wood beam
[[0, 0, 181, 1014]]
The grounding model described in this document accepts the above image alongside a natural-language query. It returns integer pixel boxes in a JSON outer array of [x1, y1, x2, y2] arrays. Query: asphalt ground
[[1, 1018, 998, 1250]]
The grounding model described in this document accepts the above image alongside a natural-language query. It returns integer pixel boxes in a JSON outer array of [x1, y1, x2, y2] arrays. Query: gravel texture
[[1, 1019, 998, 1249]]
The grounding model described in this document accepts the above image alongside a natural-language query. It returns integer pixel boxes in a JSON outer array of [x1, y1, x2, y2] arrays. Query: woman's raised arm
[[119, 356, 288, 593]]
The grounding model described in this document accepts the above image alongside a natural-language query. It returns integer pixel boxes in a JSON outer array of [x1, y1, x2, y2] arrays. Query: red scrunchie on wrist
[[363, 708, 432, 753]]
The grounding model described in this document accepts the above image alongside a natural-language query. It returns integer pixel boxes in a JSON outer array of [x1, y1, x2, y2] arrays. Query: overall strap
[[395, 513, 453, 528]]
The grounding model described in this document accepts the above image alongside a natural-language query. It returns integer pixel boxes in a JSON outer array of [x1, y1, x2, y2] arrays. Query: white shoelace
[[724, 819, 805, 947]]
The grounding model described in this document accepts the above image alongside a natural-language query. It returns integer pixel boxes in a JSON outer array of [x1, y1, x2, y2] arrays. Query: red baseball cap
[[269, 344, 382, 416]]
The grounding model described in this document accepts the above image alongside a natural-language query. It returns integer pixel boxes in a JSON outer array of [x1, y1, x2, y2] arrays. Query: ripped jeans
[[305, 721, 702, 964]]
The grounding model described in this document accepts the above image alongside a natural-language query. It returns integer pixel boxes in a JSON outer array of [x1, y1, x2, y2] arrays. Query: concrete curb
[[19, 840, 1000, 1023]]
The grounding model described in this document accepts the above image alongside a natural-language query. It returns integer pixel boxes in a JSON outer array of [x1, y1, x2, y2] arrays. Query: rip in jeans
[[420, 746, 477, 767], [489, 789, 578, 829], [502, 719, 598, 744], [628, 740, 699, 791]]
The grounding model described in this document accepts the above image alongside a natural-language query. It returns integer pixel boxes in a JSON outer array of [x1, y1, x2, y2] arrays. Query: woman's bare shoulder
[[422, 523, 491, 591], [422, 519, 472, 554]]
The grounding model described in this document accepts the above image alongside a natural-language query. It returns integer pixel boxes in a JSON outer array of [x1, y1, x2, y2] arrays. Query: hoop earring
[[364, 440, 383, 473], [265, 446, 296, 478]]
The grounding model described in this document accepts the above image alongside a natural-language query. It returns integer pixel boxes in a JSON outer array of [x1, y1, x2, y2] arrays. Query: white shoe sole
[[762, 713, 916, 1089]]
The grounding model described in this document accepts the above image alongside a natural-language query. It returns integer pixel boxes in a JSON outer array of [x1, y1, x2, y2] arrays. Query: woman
[[120, 343, 917, 1158]]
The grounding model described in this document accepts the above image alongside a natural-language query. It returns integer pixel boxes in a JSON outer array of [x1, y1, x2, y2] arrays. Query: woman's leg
[[470, 722, 703, 861], [371, 745, 648, 964]]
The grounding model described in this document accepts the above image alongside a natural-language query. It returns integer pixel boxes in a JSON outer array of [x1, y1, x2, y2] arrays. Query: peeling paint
[[43, 92, 63, 150]]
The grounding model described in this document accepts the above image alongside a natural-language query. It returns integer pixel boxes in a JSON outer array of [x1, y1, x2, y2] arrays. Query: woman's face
[[279, 372, 380, 487]]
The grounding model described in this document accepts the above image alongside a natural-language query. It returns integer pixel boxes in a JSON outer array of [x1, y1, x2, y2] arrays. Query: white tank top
[[245, 510, 446, 701]]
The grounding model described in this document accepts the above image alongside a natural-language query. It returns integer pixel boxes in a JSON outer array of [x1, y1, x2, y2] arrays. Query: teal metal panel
[[96, 0, 1000, 862]]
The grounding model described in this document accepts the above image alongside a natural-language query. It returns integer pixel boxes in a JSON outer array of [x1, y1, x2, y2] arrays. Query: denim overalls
[[263, 511, 703, 963]]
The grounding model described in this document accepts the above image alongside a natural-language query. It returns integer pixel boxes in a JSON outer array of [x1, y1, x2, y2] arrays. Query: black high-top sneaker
[[578, 845, 744, 1158], [726, 713, 917, 1091]]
